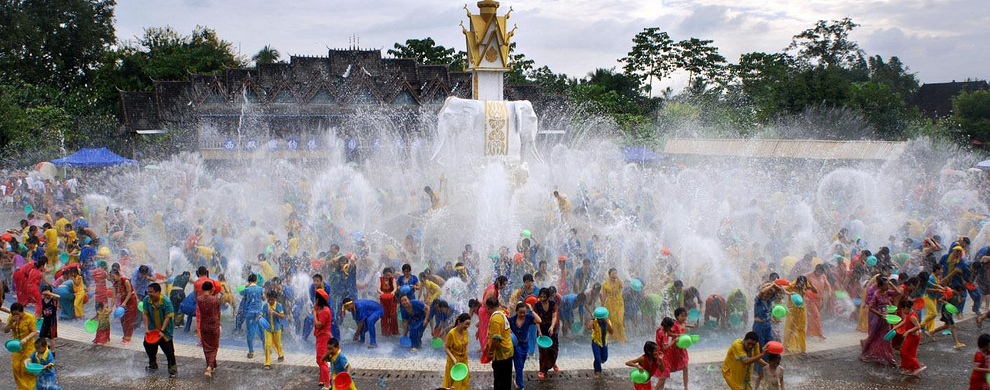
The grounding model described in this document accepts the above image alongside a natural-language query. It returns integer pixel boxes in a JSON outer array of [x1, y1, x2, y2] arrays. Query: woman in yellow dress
[[70, 267, 86, 318], [4, 303, 39, 390], [783, 275, 816, 353], [442, 313, 472, 390], [601, 268, 626, 342]]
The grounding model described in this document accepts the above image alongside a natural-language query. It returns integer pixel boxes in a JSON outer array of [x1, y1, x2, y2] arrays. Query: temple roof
[[911, 80, 989, 118]]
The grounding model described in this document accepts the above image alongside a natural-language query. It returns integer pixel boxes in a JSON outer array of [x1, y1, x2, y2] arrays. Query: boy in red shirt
[[971, 334, 990, 390]]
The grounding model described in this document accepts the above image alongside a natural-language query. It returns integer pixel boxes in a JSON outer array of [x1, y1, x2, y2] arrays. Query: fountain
[[44, 0, 990, 375]]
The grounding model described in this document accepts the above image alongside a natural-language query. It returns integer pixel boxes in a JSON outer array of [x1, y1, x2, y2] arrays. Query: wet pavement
[[0, 318, 979, 389]]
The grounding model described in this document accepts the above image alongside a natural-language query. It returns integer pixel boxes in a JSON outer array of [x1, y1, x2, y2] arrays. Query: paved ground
[[0, 313, 980, 389]]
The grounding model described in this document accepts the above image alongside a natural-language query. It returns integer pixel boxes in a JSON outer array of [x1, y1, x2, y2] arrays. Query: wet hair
[[41, 285, 52, 293], [456, 313, 471, 325], [327, 338, 340, 348], [495, 275, 508, 286], [202, 281, 214, 292], [383, 267, 393, 275], [247, 274, 258, 283], [768, 272, 780, 281], [312, 274, 323, 281], [814, 264, 826, 273], [196, 266, 209, 277], [575, 293, 587, 306], [766, 353, 781, 363], [485, 297, 499, 309], [673, 280, 683, 288], [744, 331, 759, 341], [314, 292, 329, 307], [35, 337, 47, 349], [138, 265, 149, 275], [515, 302, 527, 311], [899, 299, 913, 309], [661, 317, 675, 330], [523, 274, 533, 283], [148, 283, 162, 293], [468, 299, 480, 309], [548, 286, 557, 296], [341, 297, 353, 307], [266, 290, 279, 300], [538, 288, 550, 299], [96, 302, 105, 311], [674, 307, 687, 317], [979, 334, 990, 349], [402, 263, 411, 272], [644, 341, 660, 366]]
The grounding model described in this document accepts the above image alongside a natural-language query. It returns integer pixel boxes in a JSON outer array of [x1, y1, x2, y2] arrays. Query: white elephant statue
[[431, 97, 543, 165]]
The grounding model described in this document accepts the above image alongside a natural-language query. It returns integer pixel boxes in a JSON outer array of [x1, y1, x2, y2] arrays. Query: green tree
[[952, 90, 990, 142], [387, 37, 466, 70], [846, 81, 913, 139], [505, 42, 535, 84], [675, 38, 728, 91], [732, 52, 794, 119], [586, 68, 642, 100], [529, 66, 571, 95], [866, 55, 919, 100], [787, 18, 864, 69], [252, 44, 281, 65], [620, 28, 677, 96], [0, 0, 116, 89], [95, 26, 243, 96]]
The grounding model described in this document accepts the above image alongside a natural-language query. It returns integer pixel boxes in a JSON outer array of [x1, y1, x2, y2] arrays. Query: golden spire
[[461, 0, 513, 70]]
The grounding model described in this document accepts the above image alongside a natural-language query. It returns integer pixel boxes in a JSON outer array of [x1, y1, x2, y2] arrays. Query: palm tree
[[252, 45, 281, 65]]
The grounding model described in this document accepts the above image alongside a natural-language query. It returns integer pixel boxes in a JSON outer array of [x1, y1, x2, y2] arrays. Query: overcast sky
[[114, 0, 989, 90]]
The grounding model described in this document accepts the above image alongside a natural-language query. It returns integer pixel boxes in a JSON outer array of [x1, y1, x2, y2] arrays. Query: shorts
[[940, 304, 955, 325]]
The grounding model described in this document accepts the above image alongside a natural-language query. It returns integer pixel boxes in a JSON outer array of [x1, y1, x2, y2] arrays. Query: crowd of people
[[2, 169, 990, 390]]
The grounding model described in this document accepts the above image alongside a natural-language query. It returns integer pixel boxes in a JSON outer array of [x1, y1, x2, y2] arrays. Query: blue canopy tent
[[50, 148, 136, 168], [622, 146, 660, 163]]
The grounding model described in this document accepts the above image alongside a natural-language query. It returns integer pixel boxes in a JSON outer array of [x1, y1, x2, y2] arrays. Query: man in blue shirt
[[399, 295, 429, 351], [342, 297, 383, 348], [240, 274, 264, 358]]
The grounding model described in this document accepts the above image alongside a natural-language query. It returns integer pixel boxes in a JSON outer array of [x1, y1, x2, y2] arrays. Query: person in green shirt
[[142, 282, 177, 378]]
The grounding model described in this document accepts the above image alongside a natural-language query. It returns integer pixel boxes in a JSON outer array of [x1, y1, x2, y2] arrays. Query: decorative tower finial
[[462, 0, 514, 100]]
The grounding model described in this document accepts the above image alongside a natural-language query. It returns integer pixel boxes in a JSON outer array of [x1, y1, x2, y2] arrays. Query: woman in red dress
[[378, 267, 399, 336], [110, 268, 138, 344], [657, 310, 691, 390]]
